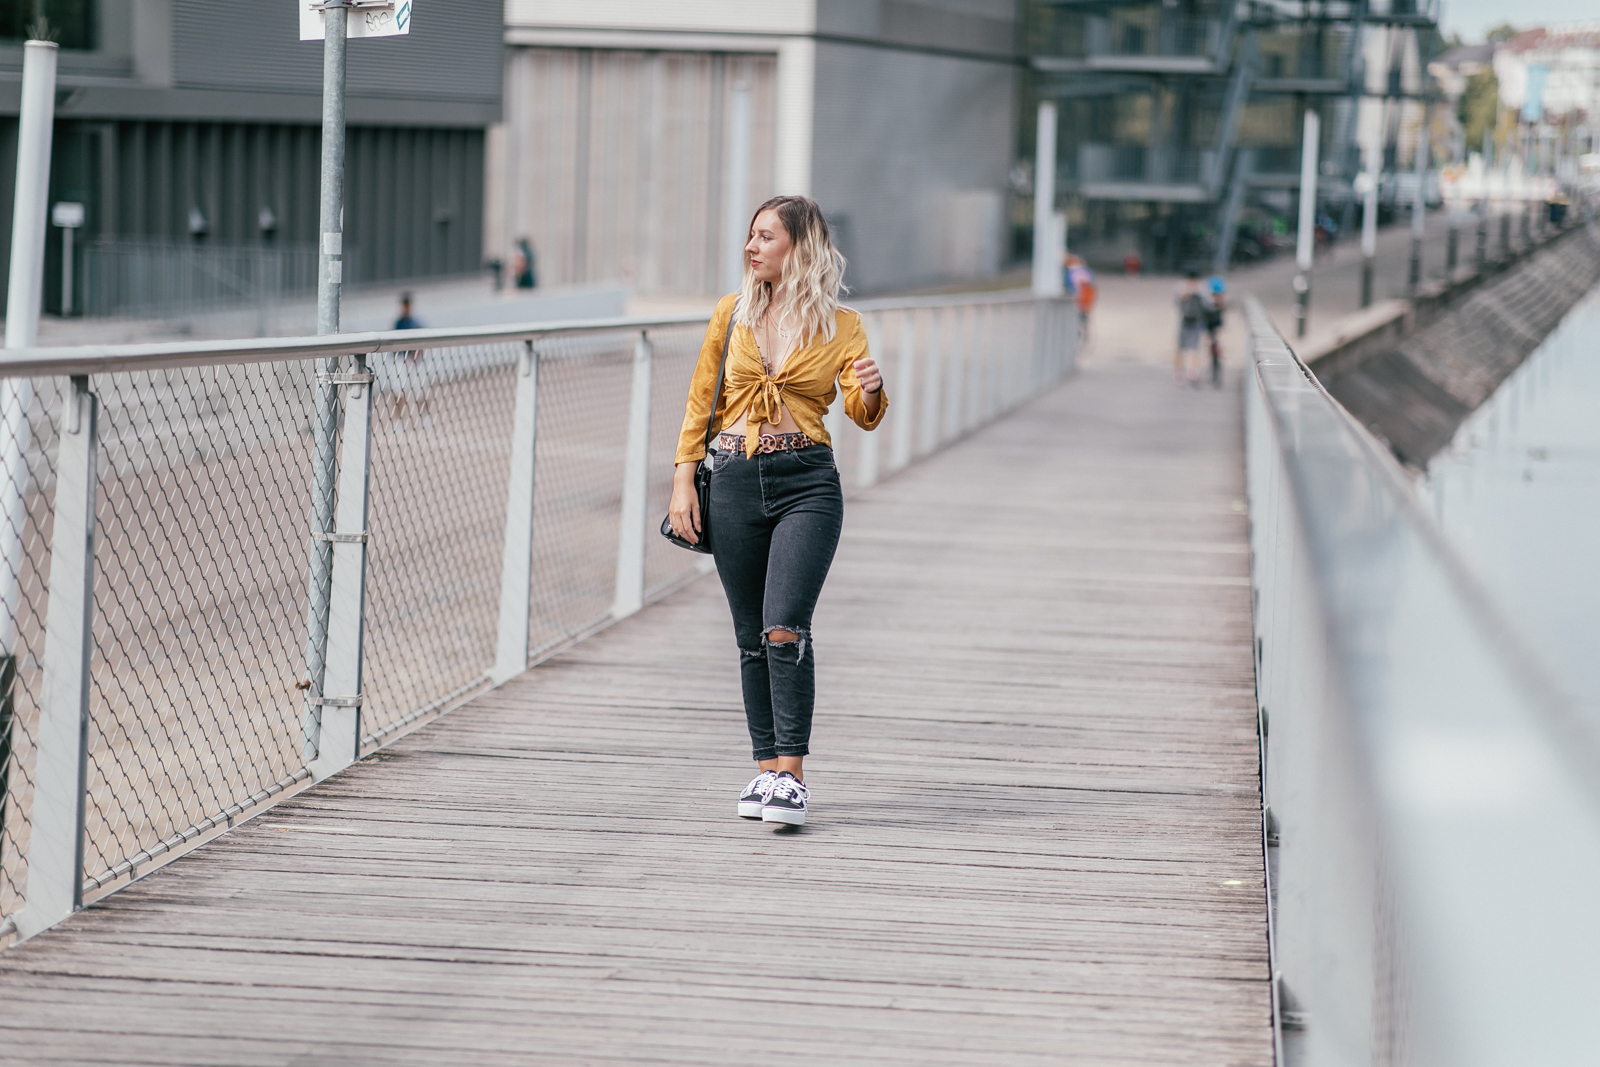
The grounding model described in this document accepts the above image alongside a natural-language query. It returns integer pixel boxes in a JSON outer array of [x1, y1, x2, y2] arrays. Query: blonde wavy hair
[[736, 195, 848, 346]]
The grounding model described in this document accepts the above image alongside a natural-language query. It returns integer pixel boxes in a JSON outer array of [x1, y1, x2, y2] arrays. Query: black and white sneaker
[[738, 770, 779, 819], [762, 771, 809, 825]]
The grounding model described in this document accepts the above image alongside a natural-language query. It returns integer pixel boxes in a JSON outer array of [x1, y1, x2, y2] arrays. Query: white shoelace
[[743, 771, 778, 798], [768, 775, 807, 804]]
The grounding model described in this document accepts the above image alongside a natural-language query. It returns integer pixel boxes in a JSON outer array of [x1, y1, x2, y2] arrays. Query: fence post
[[612, 333, 652, 620], [309, 356, 373, 782], [14, 376, 96, 941], [888, 310, 915, 473], [919, 309, 940, 457], [490, 341, 540, 684], [856, 315, 883, 489]]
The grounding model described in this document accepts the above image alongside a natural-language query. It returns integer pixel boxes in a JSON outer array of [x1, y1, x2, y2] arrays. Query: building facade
[[490, 0, 1019, 297], [1022, 0, 1438, 272], [0, 0, 502, 318]]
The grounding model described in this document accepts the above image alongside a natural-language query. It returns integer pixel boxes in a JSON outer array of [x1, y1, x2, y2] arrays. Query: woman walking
[[667, 195, 887, 827]]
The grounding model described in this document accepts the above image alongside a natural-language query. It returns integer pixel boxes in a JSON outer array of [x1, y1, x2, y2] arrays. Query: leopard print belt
[[716, 431, 817, 454]]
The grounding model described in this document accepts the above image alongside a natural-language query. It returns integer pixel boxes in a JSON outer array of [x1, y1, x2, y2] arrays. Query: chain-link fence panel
[[81, 363, 318, 892], [0, 378, 63, 925], [526, 334, 635, 659], [361, 343, 520, 746]]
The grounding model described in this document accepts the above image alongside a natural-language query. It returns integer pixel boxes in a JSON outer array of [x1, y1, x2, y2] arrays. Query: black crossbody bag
[[660, 303, 738, 554]]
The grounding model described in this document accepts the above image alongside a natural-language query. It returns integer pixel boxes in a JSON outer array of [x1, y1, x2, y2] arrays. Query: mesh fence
[[0, 294, 1076, 930], [82, 363, 318, 890], [361, 343, 519, 745]]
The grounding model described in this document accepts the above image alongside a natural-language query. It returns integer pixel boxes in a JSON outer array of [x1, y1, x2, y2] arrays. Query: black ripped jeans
[[709, 446, 844, 760]]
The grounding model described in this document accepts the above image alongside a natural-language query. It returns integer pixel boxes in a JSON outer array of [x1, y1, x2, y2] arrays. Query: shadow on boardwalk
[[0, 363, 1270, 1066]]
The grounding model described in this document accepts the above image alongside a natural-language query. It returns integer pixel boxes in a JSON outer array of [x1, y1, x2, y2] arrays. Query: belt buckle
[[757, 433, 780, 454]]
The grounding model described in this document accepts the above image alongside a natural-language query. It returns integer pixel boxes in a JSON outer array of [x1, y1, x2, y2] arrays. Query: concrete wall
[[812, 0, 1018, 293], [488, 47, 778, 294], [0, 0, 503, 126]]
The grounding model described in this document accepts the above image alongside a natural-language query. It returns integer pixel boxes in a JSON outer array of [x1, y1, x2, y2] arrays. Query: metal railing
[[1244, 296, 1600, 1065], [78, 240, 327, 320], [0, 291, 1078, 943]]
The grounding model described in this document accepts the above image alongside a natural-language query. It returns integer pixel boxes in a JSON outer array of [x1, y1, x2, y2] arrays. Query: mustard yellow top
[[675, 294, 889, 463]]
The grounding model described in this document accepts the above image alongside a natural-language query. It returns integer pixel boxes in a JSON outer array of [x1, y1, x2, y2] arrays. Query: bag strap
[[702, 299, 739, 457]]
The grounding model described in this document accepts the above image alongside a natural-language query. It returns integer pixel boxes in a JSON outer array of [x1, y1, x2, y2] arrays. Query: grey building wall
[[0, 0, 502, 316], [811, 0, 1019, 294]]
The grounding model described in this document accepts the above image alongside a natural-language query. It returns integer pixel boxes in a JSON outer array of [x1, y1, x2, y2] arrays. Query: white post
[[308, 358, 373, 782], [1294, 108, 1319, 338], [856, 315, 883, 489], [1296, 110, 1320, 274], [723, 85, 753, 295], [918, 309, 942, 457], [2, 41, 58, 931], [490, 342, 540, 685], [12, 376, 95, 941], [888, 310, 915, 473], [2, 40, 57, 654], [1361, 132, 1380, 307], [1032, 103, 1064, 296], [612, 333, 652, 620]]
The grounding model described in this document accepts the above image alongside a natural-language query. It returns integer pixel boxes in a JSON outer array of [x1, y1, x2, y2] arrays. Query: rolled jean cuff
[[751, 746, 779, 761], [774, 745, 810, 758]]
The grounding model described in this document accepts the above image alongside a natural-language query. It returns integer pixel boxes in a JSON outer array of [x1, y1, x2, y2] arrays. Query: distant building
[[1494, 23, 1600, 124], [0, 0, 502, 318], [490, 0, 1019, 296], [1022, 0, 1437, 272]]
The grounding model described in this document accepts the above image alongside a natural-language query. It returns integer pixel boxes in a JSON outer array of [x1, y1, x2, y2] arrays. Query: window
[[0, 0, 96, 50]]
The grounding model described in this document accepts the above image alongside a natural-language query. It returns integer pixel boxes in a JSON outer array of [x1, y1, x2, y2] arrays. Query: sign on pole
[[300, 0, 412, 41]]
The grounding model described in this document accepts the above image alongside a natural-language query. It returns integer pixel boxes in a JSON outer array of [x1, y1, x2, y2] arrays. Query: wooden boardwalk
[[0, 362, 1270, 1066]]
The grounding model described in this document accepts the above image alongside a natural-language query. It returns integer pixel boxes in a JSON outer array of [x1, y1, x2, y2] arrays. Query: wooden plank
[[0, 363, 1271, 1065]]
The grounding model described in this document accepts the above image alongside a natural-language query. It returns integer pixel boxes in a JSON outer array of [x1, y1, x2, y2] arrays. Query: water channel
[[1422, 286, 1600, 713]]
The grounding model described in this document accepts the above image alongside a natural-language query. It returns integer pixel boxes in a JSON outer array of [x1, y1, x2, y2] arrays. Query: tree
[[1486, 22, 1518, 44], [1460, 69, 1499, 156]]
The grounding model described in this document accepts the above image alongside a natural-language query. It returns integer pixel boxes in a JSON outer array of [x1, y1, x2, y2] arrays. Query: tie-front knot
[[744, 378, 786, 455]]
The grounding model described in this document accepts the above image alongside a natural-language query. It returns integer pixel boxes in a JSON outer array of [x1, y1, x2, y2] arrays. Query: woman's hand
[[668, 461, 702, 545], [854, 357, 883, 418]]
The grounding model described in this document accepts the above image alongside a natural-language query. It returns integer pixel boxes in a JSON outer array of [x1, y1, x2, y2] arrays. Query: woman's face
[[745, 209, 792, 286]]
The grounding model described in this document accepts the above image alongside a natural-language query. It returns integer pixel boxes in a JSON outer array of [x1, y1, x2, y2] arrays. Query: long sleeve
[[675, 295, 739, 464], [836, 314, 888, 431]]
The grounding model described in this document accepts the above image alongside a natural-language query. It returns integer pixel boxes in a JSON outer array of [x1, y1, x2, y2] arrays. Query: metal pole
[[611, 333, 652, 620], [60, 225, 73, 317], [302, 3, 346, 761], [1361, 143, 1379, 309], [308, 354, 372, 782], [1409, 105, 1428, 292], [1, 38, 57, 895], [490, 341, 540, 685], [13, 376, 96, 941], [1475, 204, 1487, 269], [723, 85, 752, 295], [1294, 108, 1319, 338], [1032, 102, 1063, 297]]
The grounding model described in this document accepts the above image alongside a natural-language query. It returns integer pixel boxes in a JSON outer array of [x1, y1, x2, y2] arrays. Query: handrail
[[0, 288, 1048, 379], [1244, 293, 1600, 1065]]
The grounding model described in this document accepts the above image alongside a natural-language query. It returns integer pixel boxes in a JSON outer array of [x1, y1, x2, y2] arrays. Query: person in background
[[1063, 254, 1097, 346], [1204, 275, 1226, 389], [514, 238, 537, 289], [1174, 270, 1206, 387], [394, 292, 420, 331], [389, 293, 428, 427]]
